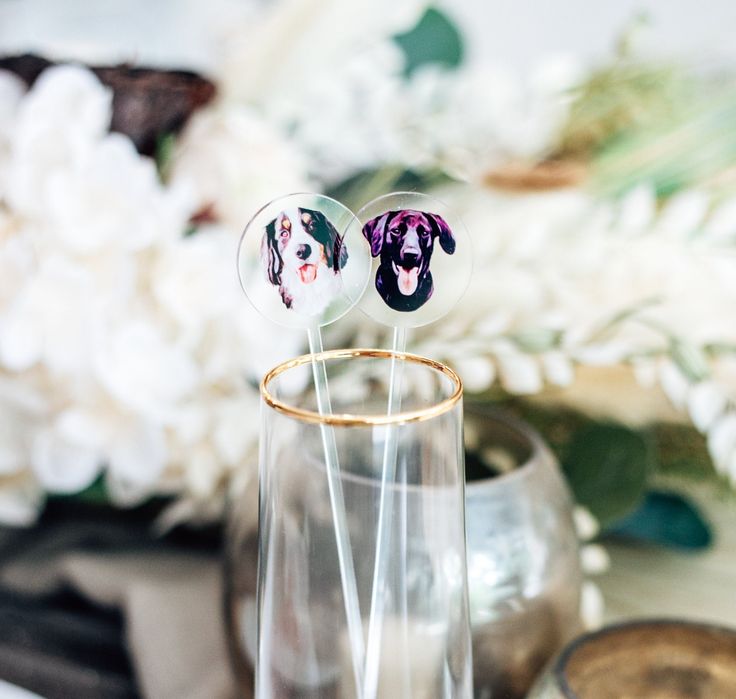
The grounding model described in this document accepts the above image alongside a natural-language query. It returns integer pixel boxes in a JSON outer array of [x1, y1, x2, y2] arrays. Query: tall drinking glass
[[256, 349, 472, 698]]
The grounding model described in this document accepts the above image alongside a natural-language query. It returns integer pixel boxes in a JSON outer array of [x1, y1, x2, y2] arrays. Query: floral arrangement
[[0, 1, 734, 539]]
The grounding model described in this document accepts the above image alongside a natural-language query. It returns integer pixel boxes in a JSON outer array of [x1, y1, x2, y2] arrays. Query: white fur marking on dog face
[[272, 207, 342, 315]]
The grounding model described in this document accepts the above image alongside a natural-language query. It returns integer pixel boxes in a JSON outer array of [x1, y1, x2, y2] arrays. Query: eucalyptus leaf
[[670, 338, 710, 382], [394, 7, 464, 77], [562, 424, 652, 528], [609, 490, 712, 550], [511, 327, 561, 353]]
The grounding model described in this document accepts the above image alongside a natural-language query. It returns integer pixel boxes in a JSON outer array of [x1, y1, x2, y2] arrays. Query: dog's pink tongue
[[398, 267, 419, 295], [298, 264, 317, 284]]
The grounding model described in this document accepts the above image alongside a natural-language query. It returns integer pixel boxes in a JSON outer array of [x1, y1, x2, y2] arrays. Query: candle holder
[[527, 619, 736, 698], [464, 406, 582, 698], [229, 349, 473, 698]]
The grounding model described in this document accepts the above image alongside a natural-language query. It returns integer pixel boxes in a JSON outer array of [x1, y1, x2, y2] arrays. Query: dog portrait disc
[[351, 192, 473, 328], [237, 193, 370, 329]]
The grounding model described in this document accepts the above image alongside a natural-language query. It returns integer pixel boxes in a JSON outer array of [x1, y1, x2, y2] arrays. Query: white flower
[[573, 506, 600, 541], [707, 413, 736, 473], [93, 319, 199, 422], [170, 106, 311, 232], [703, 197, 736, 243], [453, 356, 495, 393], [0, 230, 34, 312], [31, 423, 101, 493], [654, 189, 709, 239], [182, 442, 222, 499], [580, 580, 605, 630], [0, 397, 38, 476], [8, 65, 112, 218], [0, 475, 44, 527], [617, 184, 656, 234], [0, 70, 25, 137], [0, 70, 26, 194], [632, 357, 658, 388], [542, 351, 574, 387], [152, 229, 235, 332], [43, 133, 189, 254], [496, 350, 543, 395], [0, 256, 97, 374], [687, 381, 727, 432], [580, 544, 611, 575], [213, 393, 261, 467], [55, 405, 168, 502], [658, 360, 690, 410]]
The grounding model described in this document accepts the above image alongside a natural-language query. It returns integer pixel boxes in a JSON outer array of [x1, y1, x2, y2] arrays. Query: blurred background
[[1, 1, 736, 698], [3, 0, 736, 69]]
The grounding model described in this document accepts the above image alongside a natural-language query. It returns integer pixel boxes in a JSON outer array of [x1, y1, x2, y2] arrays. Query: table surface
[[599, 490, 736, 628]]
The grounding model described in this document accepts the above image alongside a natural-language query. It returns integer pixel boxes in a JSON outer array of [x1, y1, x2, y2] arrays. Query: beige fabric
[[70, 553, 237, 699], [1, 548, 238, 699]]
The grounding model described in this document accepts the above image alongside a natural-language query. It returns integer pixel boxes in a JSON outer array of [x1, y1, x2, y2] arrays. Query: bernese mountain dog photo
[[362, 209, 456, 312], [261, 207, 348, 314]]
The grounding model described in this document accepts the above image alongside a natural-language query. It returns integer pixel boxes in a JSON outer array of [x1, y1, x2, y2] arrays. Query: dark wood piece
[[0, 53, 216, 156]]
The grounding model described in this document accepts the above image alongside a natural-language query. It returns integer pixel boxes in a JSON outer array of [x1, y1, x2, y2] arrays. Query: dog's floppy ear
[[261, 218, 283, 285], [300, 208, 347, 271], [428, 213, 456, 255], [362, 212, 391, 257], [333, 234, 349, 271]]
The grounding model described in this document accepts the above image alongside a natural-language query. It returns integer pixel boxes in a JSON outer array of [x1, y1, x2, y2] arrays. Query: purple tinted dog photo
[[362, 209, 456, 312], [261, 207, 348, 314]]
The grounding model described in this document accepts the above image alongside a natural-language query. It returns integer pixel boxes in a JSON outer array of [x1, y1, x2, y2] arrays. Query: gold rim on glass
[[260, 348, 463, 427]]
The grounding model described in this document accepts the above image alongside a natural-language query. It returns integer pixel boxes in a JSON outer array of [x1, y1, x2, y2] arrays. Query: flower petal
[[707, 413, 736, 474], [31, 426, 101, 494], [688, 381, 727, 432], [453, 356, 496, 393], [496, 352, 542, 395]]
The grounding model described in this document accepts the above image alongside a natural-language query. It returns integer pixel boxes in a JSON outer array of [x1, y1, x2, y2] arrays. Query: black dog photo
[[362, 209, 456, 312], [261, 207, 348, 315]]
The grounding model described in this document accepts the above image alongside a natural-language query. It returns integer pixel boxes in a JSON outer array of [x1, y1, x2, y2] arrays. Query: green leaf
[[609, 490, 712, 550], [326, 167, 451, 211], [393, 7, 464, 77], [155, 132, 177, 181], [562, 423, 652, 527], [49, 473, 108, 505], [670, 338, 710, 382], [511, 328, 562, 353]]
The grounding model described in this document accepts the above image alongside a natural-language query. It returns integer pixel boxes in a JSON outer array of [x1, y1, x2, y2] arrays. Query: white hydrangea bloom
[[7, 65, 113, 218], [0, 70, 26, 195], [0, 255, 98, 374], [43, 133, 186, 255], [0, 63, 306, 518], [170, 106, 312, 233]]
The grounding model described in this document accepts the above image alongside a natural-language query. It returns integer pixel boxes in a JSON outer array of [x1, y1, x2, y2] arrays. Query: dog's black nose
[[296, 244, 311, 260], [402, 252, 419, 266]]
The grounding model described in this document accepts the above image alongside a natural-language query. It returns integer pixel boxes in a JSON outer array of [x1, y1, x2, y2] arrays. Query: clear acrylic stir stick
[[307, 325, 365, 695], [238, 193, 371, 696], [353, 193, 473, 699]]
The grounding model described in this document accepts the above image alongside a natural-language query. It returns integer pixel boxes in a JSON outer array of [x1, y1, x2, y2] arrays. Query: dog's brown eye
[[279, 229, 290, 239]]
